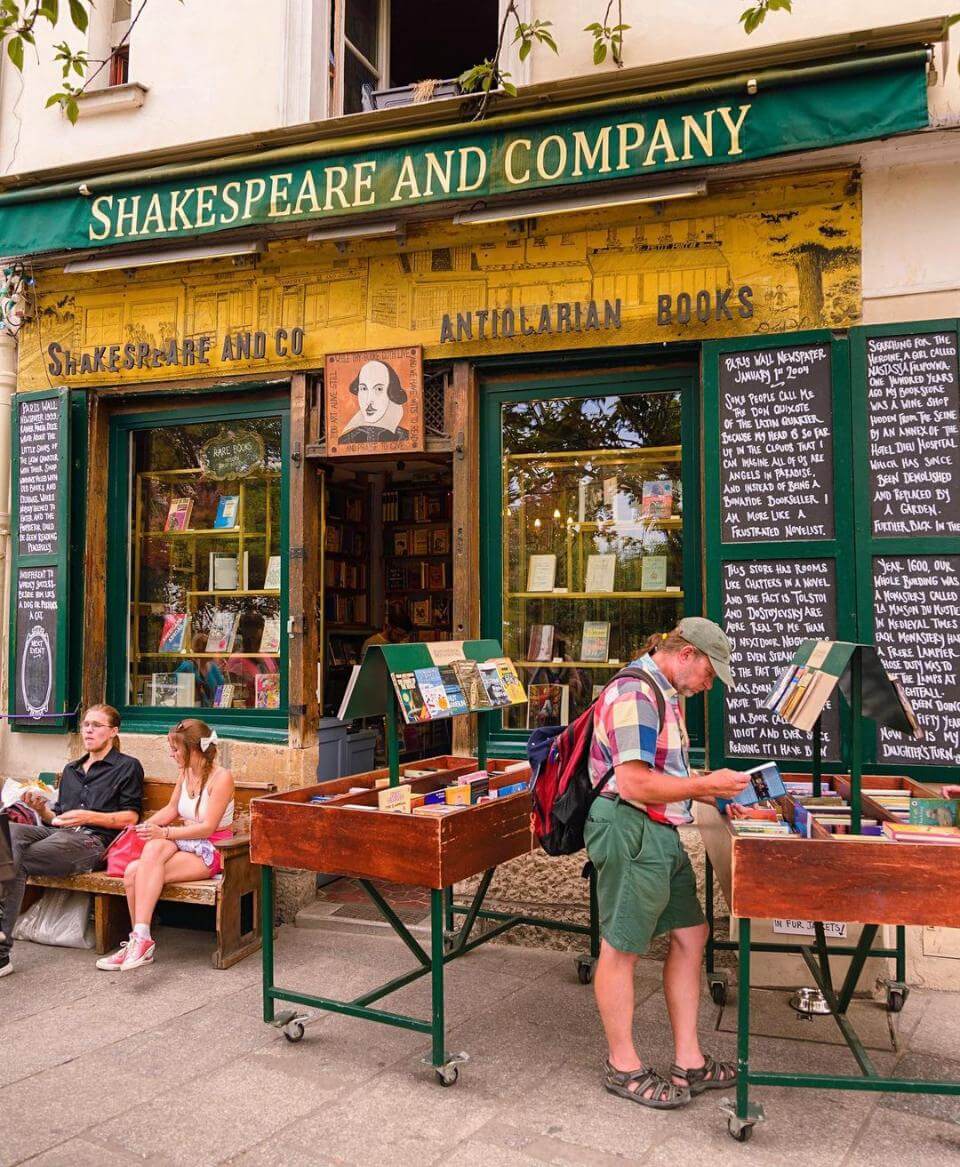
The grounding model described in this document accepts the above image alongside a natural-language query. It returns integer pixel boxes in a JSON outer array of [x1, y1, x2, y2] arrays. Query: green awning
[[0, 49, 929, 260]]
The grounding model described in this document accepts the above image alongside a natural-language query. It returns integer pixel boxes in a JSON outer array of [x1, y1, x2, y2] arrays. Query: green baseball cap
[[677, 617, 736, 688]]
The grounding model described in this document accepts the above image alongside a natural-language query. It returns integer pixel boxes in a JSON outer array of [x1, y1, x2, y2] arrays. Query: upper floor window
[[332, 0, 499, 115], [109, 0, 131, 84]]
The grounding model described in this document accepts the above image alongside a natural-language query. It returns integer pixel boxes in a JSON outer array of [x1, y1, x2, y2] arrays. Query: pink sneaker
[[96, 938, 133, 971], [120, 935, 155, 971]]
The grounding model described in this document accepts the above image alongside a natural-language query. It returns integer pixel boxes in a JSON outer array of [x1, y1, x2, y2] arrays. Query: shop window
[[333, 0, 498, 115], [489, 380, 695, 739], [110, 408, 288, 729]]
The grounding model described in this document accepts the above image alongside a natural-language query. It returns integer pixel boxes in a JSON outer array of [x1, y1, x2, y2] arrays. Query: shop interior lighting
[[63, 240, 264, 273], [306, 221, 401, 244], [453, 180, 707, 225]]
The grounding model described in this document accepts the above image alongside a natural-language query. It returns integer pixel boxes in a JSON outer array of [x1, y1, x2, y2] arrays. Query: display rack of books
[[320, 479, 372, 717], [693, 640, 960, 1143], [252, 638, 602, 1086], [503, 445, 683, 731], [129, 467, 282, 711]]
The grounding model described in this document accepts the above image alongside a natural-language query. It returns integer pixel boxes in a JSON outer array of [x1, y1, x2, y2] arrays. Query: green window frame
[[480, 366, 704, 761], [106, 395, 290, 741]]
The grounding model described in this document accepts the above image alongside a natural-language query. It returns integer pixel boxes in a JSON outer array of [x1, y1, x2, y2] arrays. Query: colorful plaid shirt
[[589, 654, 693, 826]]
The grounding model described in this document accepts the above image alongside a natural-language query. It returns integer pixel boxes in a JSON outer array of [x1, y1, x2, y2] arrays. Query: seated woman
[[96, 718, 235, 971]]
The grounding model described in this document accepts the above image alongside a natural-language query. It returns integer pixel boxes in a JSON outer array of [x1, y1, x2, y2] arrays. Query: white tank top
[[177, 775, 234, 829]]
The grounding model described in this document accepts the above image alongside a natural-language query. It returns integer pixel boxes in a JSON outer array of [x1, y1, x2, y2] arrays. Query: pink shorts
[[174, 827, 232, 877]]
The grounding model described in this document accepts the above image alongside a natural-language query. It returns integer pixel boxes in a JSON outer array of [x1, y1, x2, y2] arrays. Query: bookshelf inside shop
[[503, 445, 683, 731], [320, 480, 372, 717], [129, 466, 282, 711]]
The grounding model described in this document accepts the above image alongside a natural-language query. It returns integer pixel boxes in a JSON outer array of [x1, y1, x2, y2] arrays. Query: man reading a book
[[0, 705, 143, 979], [585, 618, 750, 1109]]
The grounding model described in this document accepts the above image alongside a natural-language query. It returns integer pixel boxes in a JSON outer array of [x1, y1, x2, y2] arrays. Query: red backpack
[[528, 668, 666, 856]]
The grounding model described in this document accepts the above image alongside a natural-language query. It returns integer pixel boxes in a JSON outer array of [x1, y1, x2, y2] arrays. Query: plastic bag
[[12, 889, 95, 949], [1, 777, 56, 810]]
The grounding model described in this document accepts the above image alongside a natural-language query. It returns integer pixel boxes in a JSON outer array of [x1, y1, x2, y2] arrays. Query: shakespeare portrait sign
[[325, 346, 424, 458]]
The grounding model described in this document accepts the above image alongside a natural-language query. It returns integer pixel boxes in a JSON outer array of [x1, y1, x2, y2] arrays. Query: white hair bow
[[200, 729, 219, 751]]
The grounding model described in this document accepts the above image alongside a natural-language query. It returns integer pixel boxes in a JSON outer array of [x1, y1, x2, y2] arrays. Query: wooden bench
[[23, 776, 275, 969]]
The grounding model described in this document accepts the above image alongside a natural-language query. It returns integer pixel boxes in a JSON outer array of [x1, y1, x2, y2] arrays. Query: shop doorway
[[318, 454, 454, 763]]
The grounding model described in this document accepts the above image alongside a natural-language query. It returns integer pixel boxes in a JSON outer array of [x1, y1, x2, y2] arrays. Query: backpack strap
[[592, 666, 668, 796]]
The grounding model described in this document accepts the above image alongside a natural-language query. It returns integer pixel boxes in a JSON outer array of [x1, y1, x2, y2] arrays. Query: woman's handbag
[[104, 825, 147, 876]]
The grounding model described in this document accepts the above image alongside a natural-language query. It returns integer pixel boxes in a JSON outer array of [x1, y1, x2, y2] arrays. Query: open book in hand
[[716, 762, 786, 812]]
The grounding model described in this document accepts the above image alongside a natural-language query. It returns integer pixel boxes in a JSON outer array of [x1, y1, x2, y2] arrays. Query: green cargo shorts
[[584, 795, 705, 955]]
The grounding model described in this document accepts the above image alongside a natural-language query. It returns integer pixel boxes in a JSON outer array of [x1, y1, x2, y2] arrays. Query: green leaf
[[539, 32, 558, 53], [65, 97, 79, 124], [45, 92, 64, 108], [502, 81, 517, 96], [72, 57, 84, 75], [946, 13, 960, 27], [584, 22, 602, 32], [39, 0, 59, 21], [518, 39, 531, 61], [7, 36, 23, 71], [68, 0, 88, 33], [593, 40, 607, 65]]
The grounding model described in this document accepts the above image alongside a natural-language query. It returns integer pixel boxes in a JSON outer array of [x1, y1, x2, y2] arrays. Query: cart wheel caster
[[708, 973, 729, 1007], [575, 957, 595, 985], [728, 1119, 753, 1143], [283, 1021, 305, 1043], [436, 1064, 459, 1087], [887, 988, 906, 1013], [443, 935, 457, 955]]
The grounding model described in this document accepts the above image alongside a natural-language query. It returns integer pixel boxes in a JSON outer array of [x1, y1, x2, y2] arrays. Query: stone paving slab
[[1, 920, 957, 1167]]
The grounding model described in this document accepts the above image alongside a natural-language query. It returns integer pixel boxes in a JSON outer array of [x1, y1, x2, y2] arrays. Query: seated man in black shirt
[[0, 704, 143, 978]]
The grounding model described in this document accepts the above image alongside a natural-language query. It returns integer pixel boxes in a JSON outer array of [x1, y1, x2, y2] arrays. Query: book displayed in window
[[584, 554, 616, 593], [209, 553, 240, 591], [580, 621, 611, 662], [213, 494, 240, 529], [255, 673, 281, 710], [528, 682, 570, 728], [526, 554, 557, 592], [430, 528, 450, 554], [527, 624, 555, 662], [640, 555, 668, 591], [158, 612, 189, 654], [151, 671, 196, 707], [641, 480, 674, 518], [213, 682, 236, 709], [414, 667, 451, 718], [577, 479, 604, 523], [205, 610, 239, 654], [164, 497, 194, 532], [263, 556, 281, 591], [411, 598, 432, 627], [259, 614, 281, 654]]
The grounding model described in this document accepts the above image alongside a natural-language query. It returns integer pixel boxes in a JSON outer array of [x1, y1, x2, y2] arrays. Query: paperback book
[[263, 556, 282, 591], [213, 682, 236, 709], [414, 667, 451, 718], [205, 610, 239, 654], [491, 658, 526, 704], [259, 614, 281, 654], [716, 761, 786, 811], [158, 612, 189, 654], [164, 497, 194, 532], [450, 659, 491, 709], [527, 624, 555, 662], [213, 494, 240, 529], [584, 554, 616, 593], [151, 671, 195, 707], [391, 671, 429, 723], [908, 799, 959, 827], [438, 665, 469, 715], [255, 673, 280, 709], [527, 682, 569, 728], [478, 662, 511, 706], [580, 620, 611, 663], [640, 555, 668, 592], [641, 480, 674, 518], [527, 554, 558, 593]]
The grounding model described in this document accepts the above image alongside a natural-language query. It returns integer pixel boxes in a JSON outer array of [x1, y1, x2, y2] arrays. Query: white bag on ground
[[12, 889, 95, 948]]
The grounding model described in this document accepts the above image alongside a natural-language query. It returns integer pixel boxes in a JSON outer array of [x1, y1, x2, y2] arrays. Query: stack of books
[[882, 822, 960, 845], [389, 657, 526, 724]]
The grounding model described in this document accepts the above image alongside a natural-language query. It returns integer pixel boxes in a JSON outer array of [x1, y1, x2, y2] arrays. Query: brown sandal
[[603, 1060, 691, 1109], [671, 1053, 737, 1095]]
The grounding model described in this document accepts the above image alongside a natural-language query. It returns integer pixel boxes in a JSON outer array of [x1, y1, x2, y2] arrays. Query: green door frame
[[702, 329, 858, 771], [106, 395, 291, 741], [850, 318, 960, 781], [479, 365, 703, 761]]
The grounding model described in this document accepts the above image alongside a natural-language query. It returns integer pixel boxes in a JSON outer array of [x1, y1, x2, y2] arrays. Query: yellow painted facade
[[18, 170, 861, 390]]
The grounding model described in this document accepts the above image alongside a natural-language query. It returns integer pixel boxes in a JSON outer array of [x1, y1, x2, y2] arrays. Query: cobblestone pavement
[[1, 918, 958, 1166]]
